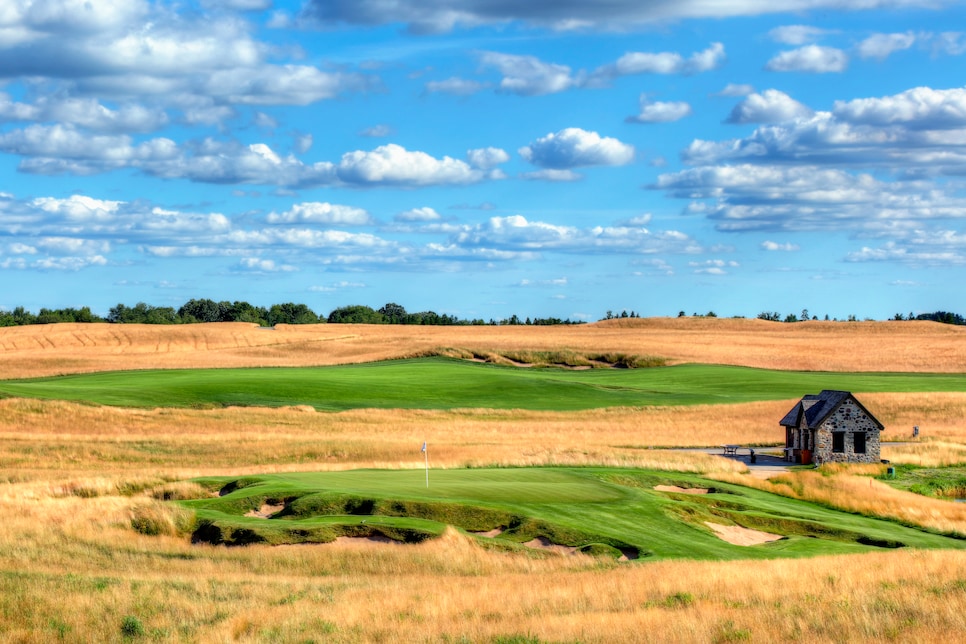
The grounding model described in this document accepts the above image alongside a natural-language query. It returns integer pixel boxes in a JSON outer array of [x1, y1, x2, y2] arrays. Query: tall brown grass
[[713, 466, 966, 536], [3, 317, 966, 378]]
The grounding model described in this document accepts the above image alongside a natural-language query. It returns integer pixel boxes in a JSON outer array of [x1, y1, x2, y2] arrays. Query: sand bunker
[[244, 503, 284, 519], [655, 485, 710, 494], [474, 529, 582, 556], [524, 536, 579, 556], [331, 535, 404, 548], [473, 528, 505, 538], [705, 522, 783, 546]]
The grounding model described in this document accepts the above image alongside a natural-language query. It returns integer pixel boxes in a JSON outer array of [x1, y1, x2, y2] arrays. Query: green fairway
[[2, 358, 966, 411], [183, 466, 966, 560]]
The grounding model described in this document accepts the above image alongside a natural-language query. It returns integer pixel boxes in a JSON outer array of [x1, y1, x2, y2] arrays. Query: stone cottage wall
[[813, 399, 882, 464]]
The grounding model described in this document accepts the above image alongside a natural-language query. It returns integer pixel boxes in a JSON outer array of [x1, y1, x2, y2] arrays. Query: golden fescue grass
[[860, 392, 966, 439], [713, 464, 966, 537], [3, 392, 964, 480], [0, 397, 759, 482], [2, 320, 966, 640], [3, 317, 966, 378], [861, 392, 966, 466]]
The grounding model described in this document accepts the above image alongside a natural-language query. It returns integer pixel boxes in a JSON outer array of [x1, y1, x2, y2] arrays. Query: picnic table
[[721, 444, 740, 455]]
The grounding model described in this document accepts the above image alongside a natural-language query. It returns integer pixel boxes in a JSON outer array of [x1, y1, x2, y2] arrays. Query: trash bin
[[749, 449, 757, 464]]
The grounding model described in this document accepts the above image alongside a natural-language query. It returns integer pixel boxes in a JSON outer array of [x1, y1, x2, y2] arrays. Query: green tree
[[178, 298, 221, 323], [378, 302, 407, 324], [108, 302, 179, 324], [144, 306, 179, 324], [10, 306, 36, 325], [267, 303, 320, 325], [219, 301, 268, 324], [327, 305, 384, 324]]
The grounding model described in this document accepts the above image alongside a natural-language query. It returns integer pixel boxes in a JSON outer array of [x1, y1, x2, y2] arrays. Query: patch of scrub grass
[[120, 615, 145, 639], [880, 465, 966, 499]]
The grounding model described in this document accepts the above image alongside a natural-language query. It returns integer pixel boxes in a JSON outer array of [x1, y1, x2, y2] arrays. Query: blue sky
[[2, 0, 966, 321]]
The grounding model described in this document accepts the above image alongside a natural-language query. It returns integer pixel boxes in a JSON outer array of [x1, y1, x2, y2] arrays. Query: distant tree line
[[325, 303, 583, 326], [104, 300, 319, 326], [0, 300, 585, 327], [0, 306, 102, 326], [909, 311, 966, 325], [754, 310, 966, 325], [4, 301, 964, 327], [603, 310, 642, 320]]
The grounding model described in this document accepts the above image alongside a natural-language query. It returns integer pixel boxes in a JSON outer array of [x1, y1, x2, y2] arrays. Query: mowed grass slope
[[185, 467, 966, 560], [2, 358, 966, 410]]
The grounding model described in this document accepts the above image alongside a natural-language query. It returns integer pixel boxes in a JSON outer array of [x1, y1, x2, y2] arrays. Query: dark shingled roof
[[779, 390, 883, 430]]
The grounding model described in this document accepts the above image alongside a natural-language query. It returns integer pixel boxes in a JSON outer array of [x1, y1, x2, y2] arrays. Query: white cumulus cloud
[[690, 259, 738, 275], [626, 97, 692, 124], [237, 257, 298, 272], [521, 169, 583, 182], [715, 83, 756, 97], [519, 128, 634, 169], [31, 195, 122, 221], [467, 147, 510, 170], [424, 77, 489, 96], [832, 86, 966, 128], [396, 207, 441, 222], [766, 45, 848, 73], [600, 42, 725, 78], [768, 25, 834, 45], [335, 144, 496, 186], [294, 0, 926, 33], [726, 89, 814, 124], [857, 32, 917, 60], [266, 202, 372, 225], [761, 241, 800, 251], [479, 52, 577, 96]]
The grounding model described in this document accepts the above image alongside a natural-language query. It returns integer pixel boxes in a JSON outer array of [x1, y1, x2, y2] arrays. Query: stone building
[[779, 390, 883, 465]]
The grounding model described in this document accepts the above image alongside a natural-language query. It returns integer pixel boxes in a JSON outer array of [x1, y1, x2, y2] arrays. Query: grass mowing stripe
[[1, 358, 965, 410], [268, 468, 626, 503]]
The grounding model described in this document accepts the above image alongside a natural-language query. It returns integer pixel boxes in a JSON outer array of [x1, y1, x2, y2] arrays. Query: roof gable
[[779, 390, 883, 430]]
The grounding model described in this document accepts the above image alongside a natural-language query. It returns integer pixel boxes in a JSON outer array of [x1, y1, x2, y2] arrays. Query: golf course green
[[3, 358, 966, 411], [181, 467, 966, 559]]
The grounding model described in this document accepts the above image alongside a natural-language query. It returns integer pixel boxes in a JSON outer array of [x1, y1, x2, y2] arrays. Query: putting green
[[269, 468, 628, 503], [183, 466, 966, 560]]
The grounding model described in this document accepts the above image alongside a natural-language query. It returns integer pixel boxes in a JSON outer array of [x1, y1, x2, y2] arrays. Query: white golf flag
[[421, 441, 429, 488]]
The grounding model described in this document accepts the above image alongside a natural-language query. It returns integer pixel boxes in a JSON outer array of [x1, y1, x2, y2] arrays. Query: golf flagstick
[[421, 441, 428, 488]]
